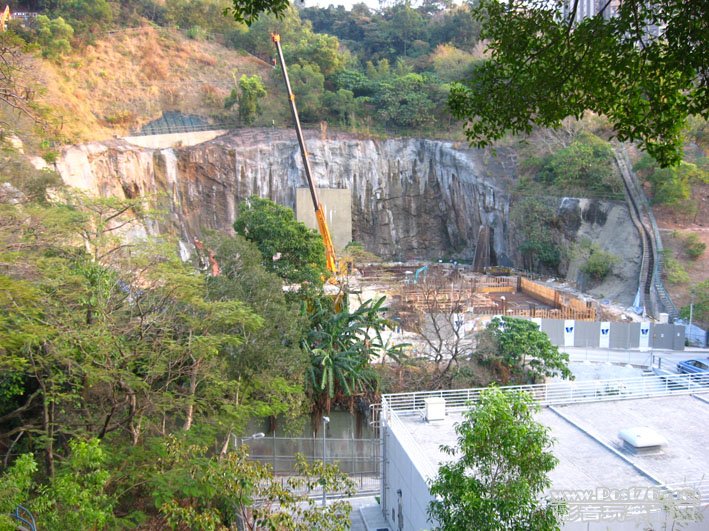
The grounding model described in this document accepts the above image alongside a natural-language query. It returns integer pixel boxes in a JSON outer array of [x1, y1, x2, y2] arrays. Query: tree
[[323, 88, 358, 126], [304, 297, 404, 423], [680, 280, 709, 327], [448, 0, 708, 167], [430, 44, 478, 83], [208, 234, 310, 431], [31, 438, 117, 530], [284, 63, 325, 123], [35, 15, 74, 59], [0, 32, 46, 126], [237, 74, 266, 125], [538, 133, 623, 198], [400, 272, 475, 388], [226, 0, 291, 26], [234, 197, 328, 286], [509, 197, 562, 273], [53, 0, 113, 41], [0, 453, 36, 529], [152, 436, 355, 530], [375, 73, 436, 129], [428, 387, 564, 531], [477, 317, 573, 384]]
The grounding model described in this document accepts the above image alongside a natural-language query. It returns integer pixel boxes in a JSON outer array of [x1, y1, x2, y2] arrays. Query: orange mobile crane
[[271, 33, 338, 277]]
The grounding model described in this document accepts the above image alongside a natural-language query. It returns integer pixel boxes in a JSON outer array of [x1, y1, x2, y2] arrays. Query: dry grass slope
[[36, 26, 275, 141]]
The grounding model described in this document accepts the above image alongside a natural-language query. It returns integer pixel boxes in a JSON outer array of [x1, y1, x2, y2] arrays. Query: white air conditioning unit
[[424, 397, 446, 422], [618, 426, 667, 454]]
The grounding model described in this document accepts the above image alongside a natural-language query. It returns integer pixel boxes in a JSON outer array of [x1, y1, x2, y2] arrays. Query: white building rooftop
[[380, 375, 709, 530]]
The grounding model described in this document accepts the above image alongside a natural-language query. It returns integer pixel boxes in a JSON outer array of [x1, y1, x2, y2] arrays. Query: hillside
[[5, 3, 706, 326], [35, 26, 276, 141]]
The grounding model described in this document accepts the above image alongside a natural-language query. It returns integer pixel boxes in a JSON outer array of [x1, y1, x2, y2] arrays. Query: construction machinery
[[1, 6, 10, 32], [271, 33, 338, 277]]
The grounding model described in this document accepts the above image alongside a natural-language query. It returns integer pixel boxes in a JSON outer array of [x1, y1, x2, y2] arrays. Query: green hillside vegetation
[[0, 156, 400, 525], [3, 1, 477, 141]]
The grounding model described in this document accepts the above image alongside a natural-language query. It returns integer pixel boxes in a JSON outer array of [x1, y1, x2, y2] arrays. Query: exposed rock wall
[[558, 198, 642, 304], [56, 128, 514, 262], [55, 128, 641, 304]]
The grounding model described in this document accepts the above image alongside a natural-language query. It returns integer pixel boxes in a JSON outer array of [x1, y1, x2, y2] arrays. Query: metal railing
[[385, 407, 439, 481], [614, 145, 678, 320], [661, 478, 709, 505], [382, 373, 709, 413]]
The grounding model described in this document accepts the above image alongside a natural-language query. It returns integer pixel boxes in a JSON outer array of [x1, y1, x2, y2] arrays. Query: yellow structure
[[1, 6, 10, 32]]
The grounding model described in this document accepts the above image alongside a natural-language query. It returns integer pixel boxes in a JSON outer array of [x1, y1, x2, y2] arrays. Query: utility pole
[[322, 416, 330, 506]]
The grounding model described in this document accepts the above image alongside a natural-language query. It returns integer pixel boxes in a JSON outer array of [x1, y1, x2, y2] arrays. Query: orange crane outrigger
[[271, 33, 338, 277]]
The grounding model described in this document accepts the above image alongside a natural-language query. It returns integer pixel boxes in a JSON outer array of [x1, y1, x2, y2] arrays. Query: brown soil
[[33, 26, 275, 142]]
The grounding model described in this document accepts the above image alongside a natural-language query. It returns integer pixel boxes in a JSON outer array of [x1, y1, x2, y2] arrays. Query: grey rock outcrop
[[57, 128, 513, 262], [55, 128, 641, 304]]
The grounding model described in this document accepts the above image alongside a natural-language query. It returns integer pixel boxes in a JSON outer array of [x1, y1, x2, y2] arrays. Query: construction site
[[356, 263, 598, 322]]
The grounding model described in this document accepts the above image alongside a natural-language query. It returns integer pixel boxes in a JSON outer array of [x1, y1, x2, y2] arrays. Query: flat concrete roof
[[396, 394, 709, 492]]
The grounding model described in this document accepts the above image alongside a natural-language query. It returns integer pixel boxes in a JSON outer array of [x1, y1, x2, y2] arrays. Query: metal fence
[[382, 373, 709, 413], [239, 435, 380, 495]]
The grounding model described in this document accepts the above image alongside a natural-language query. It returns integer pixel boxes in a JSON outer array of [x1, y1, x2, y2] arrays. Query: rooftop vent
[[618, 427, 667, 455], [424, 397, 446, 422]]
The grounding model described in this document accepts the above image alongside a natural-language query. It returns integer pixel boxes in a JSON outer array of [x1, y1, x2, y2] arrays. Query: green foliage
[[683, 233, 706, 260], [208, 234, 308, 425], [510, 197, 561, 273], [0, 454, 37, 528], [226, 0, 291, 26], [577, 240, 620, 281], [635, 154, 708, 206], [679, 281, 709, 326], [35, 15, 74, 59], [428, 387, 564, 530], [52, 0, 113, 41], [375, 73, 438, 129], [478, 317, 573, 384], [323, 89, 358, 126], [237, 74, 266, 125], [662, 251, 690, 284], [0, 146, 62, 202], [431, 44, 478, 83], [284, 32, 347, 79], [284, 63, 325, 122], [535, 133, 623, 198], [32, 438, 116, 530], [234, 196, 327, 286], [165, 0, 239, 34], [152, 436, 355, 529], [305, 297, 405, 415], [186, 25, 208, 40], [450, 0, 707, 167]]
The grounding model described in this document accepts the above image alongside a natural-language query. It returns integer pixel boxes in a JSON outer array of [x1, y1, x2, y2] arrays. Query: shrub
[[186, 25, 207, 40], [684, 233, 706, 260], [581, 248, 619, 281], [663, 253, 690, 284]]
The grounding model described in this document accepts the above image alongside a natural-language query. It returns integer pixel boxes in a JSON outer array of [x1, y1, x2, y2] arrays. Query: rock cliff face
[[55, 128, 641, 304], [57, 128, 515, 261]]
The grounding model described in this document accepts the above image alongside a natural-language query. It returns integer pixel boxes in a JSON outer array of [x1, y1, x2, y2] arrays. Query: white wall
[[382, 419, 437, 531]]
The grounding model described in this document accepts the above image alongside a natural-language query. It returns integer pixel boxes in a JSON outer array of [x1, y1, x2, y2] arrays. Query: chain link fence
[[239, 435, 381, 496]]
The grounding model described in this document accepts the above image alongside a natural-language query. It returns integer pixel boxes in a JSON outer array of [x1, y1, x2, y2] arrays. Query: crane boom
[[271, 33, 337, 275]]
